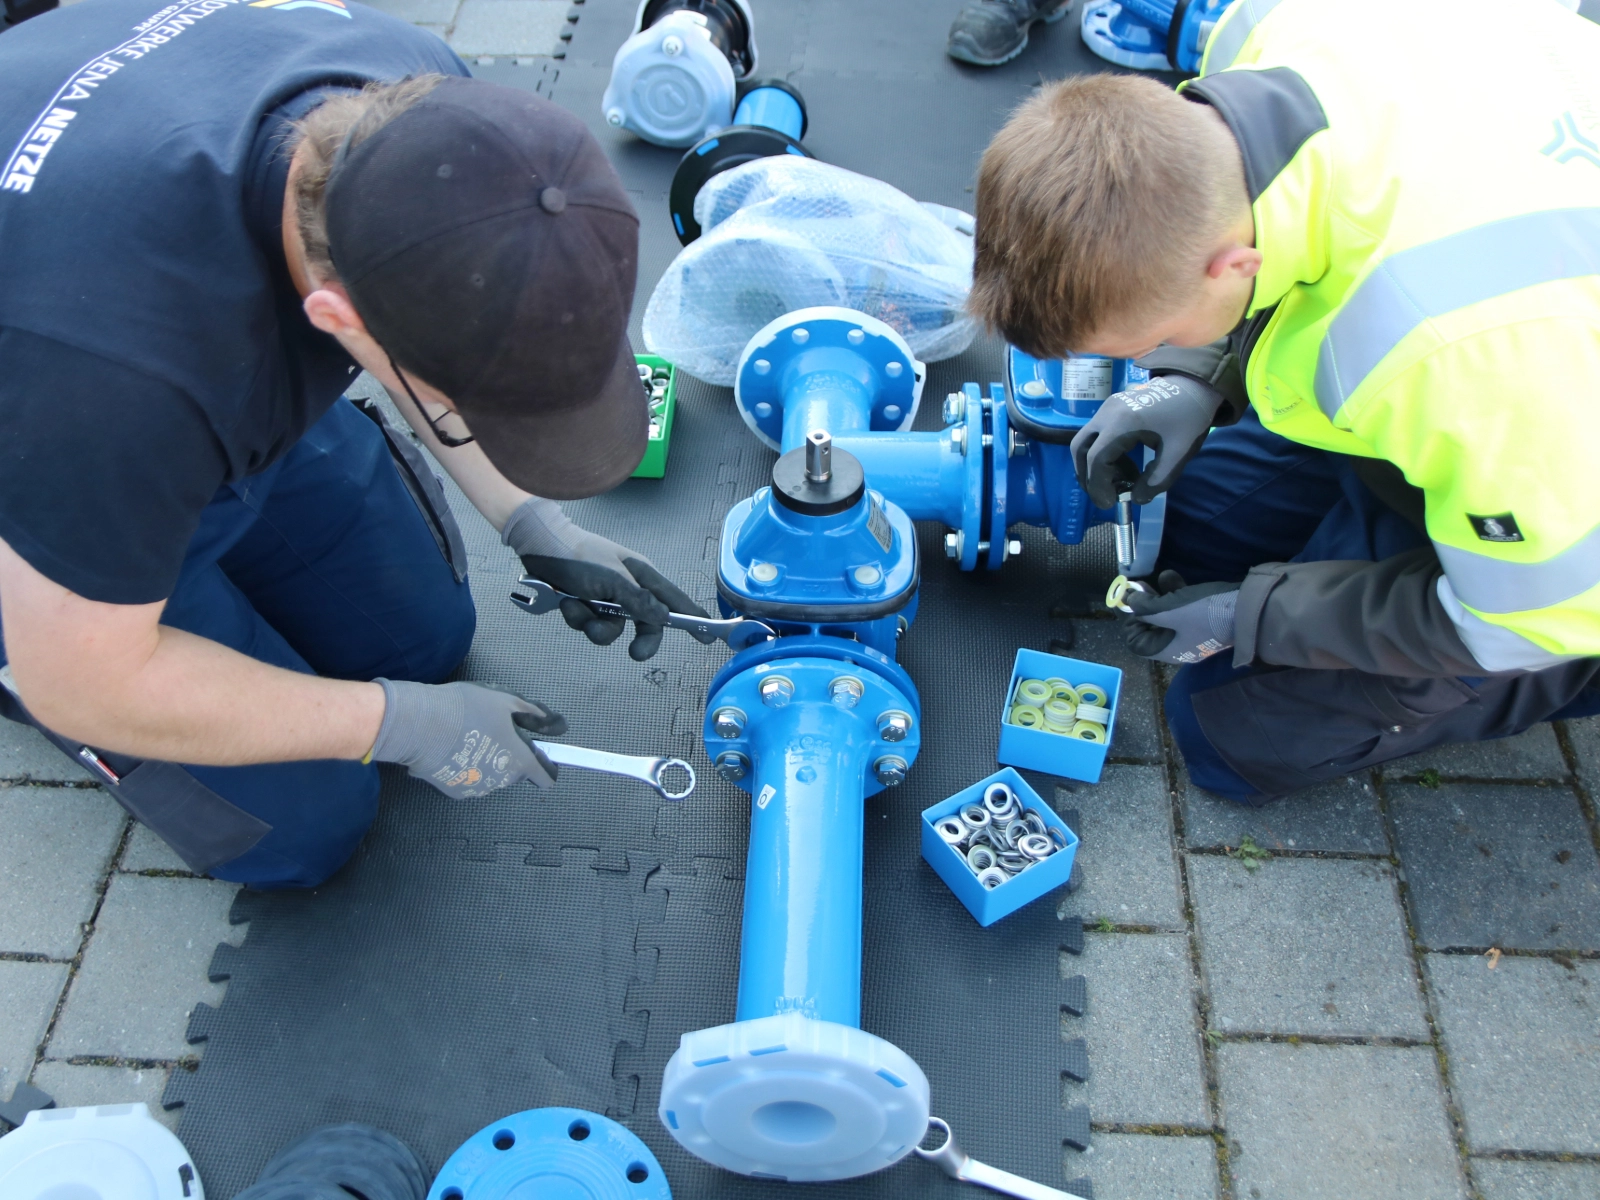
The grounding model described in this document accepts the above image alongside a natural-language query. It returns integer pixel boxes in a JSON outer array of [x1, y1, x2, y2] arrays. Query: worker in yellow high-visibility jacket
[[971, 0, 1600, 799]]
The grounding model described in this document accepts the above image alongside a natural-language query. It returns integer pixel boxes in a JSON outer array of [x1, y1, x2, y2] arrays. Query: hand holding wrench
[[512, 576, 777, 651]]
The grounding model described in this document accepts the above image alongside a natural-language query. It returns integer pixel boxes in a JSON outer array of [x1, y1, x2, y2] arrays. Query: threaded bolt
[[715, 751, 749, 782], [711, 707, 746, 738], [829, 676, 864, 708], [759, 676, 794, 707], [877, 710, 912, 741], [874, 756, 908, 786]]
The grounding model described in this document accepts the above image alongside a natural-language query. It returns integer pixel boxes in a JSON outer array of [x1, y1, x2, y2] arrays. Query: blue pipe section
[[778, 352, 877, 451], [734, 86, 805, 141], [833, 431, 965, 527]]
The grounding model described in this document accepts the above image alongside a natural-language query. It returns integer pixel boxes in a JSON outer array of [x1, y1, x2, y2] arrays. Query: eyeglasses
[[387, 353, 475, 448]]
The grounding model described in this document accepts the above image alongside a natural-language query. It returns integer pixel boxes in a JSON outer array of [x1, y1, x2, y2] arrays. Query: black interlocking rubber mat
[[169, 2, 1137, 1193]]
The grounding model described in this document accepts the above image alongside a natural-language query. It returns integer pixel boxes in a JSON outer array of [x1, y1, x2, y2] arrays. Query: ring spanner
[[916, 1117, 1088, 1200], [522, 735, 696, 801], [512, 577, 777, 651]]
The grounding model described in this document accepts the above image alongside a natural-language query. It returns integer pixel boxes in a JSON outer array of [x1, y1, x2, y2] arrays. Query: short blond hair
[[970, 74, 1244, 357], [290, 74, 447, 284]]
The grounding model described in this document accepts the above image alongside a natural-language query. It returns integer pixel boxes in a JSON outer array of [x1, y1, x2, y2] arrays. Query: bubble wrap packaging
[[643, 157, 977, 385]]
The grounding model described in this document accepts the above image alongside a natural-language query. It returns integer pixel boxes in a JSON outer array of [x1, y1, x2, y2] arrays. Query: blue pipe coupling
[[659, 639, 930, 1179]]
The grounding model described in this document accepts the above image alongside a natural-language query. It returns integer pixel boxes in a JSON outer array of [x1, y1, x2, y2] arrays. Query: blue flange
[[428, 1109, 670, 1200]]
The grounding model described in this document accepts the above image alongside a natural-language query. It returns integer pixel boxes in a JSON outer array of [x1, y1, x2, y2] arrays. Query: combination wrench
[[511, 576, 777, 652], [916, 1118, 1088, 1200]]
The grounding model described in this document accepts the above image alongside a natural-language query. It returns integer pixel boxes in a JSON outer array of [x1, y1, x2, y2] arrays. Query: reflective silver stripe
[[1435, 577, 1583, 672], [1434, 520, 1600, 615], [1203, 0, 1289, 74], [1315, 208, 1600, 420]]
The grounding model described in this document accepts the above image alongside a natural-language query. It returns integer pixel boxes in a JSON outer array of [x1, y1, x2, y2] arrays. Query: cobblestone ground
[[6, 3, 1600, 1199]]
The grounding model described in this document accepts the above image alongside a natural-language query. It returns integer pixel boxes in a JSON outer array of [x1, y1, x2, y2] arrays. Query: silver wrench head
[[649, 758, 697, 801]]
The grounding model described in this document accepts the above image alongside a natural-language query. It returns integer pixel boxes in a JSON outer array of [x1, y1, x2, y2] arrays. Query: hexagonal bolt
[[877, 710, 912, 741], [711, 706, 747, 738], [1008, 429, 1030, 458], [950, 424, 967, 455], [873, 755, 909, 786], [1003, 538, 1023, 561], [715, 751, 749, 782], [829, 676, 864, 708], [942, 393, 964, 426], [943, 531, 961, 560], [759, 675, 795, 707]]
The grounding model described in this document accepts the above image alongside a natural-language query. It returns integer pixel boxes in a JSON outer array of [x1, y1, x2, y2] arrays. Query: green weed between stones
[[1228, 835, 1272, 871]]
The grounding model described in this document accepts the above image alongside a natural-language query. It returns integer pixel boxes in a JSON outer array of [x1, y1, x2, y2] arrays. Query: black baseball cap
[[325, 77, 646, 499]]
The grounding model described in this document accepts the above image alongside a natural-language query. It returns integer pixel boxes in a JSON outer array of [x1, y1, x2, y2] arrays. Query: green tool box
[[632, 354, 677, 479]]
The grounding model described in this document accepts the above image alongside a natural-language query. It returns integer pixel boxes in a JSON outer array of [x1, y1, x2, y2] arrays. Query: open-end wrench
[[515, 724, 696, 801], [511, 576, 777, 651], [916, 1118, 1088, 1200]]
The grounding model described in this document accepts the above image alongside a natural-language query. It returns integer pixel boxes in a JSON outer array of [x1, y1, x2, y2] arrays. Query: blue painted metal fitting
[[662, 636, 929, 1180], [429, 1108, 670, 1199], [1081, 0, 1234, 73]]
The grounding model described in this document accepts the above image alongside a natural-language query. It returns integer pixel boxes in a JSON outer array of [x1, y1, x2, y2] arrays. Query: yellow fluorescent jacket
[[1193, 0, 1600, 669]]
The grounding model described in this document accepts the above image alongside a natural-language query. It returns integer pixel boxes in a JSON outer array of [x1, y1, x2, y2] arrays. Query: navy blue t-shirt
[[0, 0, 468, 603]]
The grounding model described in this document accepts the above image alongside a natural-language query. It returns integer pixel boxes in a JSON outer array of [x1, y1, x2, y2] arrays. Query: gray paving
[[1189, 856, 1430, 1038], [1390, 725, 1570, 781], [1389, 782, 1600, 951], [118, 823, 193, 875], [1069, 620, 1163, 763], [1072, 933, 1210, 1128], [28, 1062, 181, 1133], [1064, 1133, 1219, 1200], [0, 785, 126, 957], [50, 875, 243, 1061], [1181, 767, 1388, 855], [1056, 767, 1185, 930], [445, 0, 569, 57], [1217, 1042, 1468, 1200], [0, 960, 68, 1100], [1426, 953, 1600, 1154], [0, 722, 92, 784], [1472, 1158, 1600, 1200], [1566, 714, 1600, 796]]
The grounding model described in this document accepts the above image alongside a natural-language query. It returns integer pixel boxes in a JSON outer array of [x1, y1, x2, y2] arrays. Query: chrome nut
[[877, 710, 912, 741], [711, 706, 747, 738], [714, 751, 749, 782], [759, 675, 795, 707], [829, 676, 864, 708], [943, 531, 960, 560], [873, 755, 909, 786], [942, 393, 964, 426]]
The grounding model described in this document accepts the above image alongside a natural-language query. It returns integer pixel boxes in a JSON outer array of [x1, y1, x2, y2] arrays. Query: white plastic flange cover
[[0, 1103, 203, 1200], [628, 0, 759, 75], [601, 11, 737, 148], [733, 306, 927, 452], [659, 1013, 930, 1181]]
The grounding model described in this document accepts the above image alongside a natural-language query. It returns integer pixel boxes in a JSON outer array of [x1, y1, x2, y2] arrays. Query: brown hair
[[970, 74, 1245, 358], [289, 74, 447, 284]]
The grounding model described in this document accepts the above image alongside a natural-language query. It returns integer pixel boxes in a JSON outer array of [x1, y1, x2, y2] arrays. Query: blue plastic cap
[[428, 1108, 670, 1200]]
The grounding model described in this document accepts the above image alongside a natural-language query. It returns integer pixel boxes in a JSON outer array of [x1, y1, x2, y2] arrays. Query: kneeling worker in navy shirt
[[0, 0, 708, 887]]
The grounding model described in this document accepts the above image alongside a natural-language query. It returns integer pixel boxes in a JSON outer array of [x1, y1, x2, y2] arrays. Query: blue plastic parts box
[[997, 647, 1122, 783], [921, 767, 1080, 927]]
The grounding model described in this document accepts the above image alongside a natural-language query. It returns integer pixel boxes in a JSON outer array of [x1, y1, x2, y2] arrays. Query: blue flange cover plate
[[427, 1108, 671, 1200]]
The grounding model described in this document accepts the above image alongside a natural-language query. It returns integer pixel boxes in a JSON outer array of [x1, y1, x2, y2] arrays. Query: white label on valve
[[867, 496, 893, 552], [756, 784, 776, 809], [1061, 356, 1114, 401]]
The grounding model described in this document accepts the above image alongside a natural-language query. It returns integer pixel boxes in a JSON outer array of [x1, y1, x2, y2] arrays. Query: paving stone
[[1565, 713, 1600, 796], [0, 721, 94, 783], [358, 0, 458, 22], [0, 785, 126, 957], [50, 875, 243, 1061], [1069, 620, 1163, 763], [1472, 1159, 1600, 1200], [28, 1062, 179, 1133], [1217, 1042, 1467, 1200], [449, 0, 568, 56], [1426, 953, 1600, 1154], [1065, 1133, 1219, 1200], [118, 823, 193, 875], [0, 960, 68, 1101], [1057, 766, 1186, 930], [1069, 933, 1209, 1127], [1181, 766, 1388, 855], [1390, 782, 1600, 951], [1389, 724, 1569, 781], [1189, 856, 1429, 1038]]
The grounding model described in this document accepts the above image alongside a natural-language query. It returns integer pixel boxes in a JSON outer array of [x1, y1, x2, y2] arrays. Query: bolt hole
[[627, 1163, 650, 1183], [493, 1130, 515, 1150], [443, 1191, 464, 1200], [568, 1119, 591, 1141]]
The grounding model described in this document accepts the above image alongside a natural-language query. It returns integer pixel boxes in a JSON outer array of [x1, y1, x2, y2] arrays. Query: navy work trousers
[[0, 399, 476, 887], [1155, 410, 1600, 804]]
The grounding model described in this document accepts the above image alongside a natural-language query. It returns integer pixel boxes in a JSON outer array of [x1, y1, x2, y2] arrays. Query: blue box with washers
[[998, 647, 1122, 783], [921, 768, 1080, 926]]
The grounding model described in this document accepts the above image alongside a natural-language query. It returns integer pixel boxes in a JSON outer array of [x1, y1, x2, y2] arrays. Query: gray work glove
[[1121, 570, 1239, 665], [1070, 374, 1226, 509], [369, 678, 567, 798], [503, 495, 714, 661]]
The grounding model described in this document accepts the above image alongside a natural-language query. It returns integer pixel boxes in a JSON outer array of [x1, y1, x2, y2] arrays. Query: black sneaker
[[947, 0, 1073, 66]]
